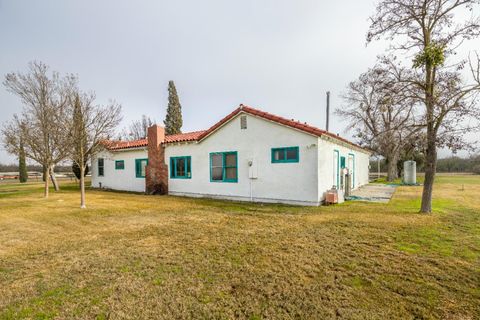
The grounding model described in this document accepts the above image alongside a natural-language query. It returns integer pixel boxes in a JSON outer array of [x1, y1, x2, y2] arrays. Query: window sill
[[272, 160, 299, 164]]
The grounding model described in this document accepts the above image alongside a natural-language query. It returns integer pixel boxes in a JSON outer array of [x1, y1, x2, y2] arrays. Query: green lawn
[[0, 175, 479, 319]]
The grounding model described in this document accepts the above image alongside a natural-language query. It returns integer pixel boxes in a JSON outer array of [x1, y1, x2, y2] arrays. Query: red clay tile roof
[[164, 130, 205, 143], [102, 105, 367, 152], [102, 131, 205, 151], [198, 104, 368, 151], [102, 138, 148, 150]]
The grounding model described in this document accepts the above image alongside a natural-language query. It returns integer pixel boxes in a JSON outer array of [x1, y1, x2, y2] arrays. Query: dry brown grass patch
[[0, 176, 479, 319]]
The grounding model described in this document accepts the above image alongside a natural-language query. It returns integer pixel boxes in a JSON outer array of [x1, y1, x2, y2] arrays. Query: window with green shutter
[[135, 158, 148, 178], [210, 152, 238, 183], [115, 160, 125, 170], [98, 158, 104, 176], [271, 146, 299, 163], [340, 156, 346, 168], [170, 156, 191, 179]]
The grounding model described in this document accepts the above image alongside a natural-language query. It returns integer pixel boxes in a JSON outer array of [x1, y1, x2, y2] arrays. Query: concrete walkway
[[348, 184, 398, 203]]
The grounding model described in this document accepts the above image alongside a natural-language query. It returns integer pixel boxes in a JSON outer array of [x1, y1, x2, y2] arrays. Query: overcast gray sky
[[0, 0, 478, 163]]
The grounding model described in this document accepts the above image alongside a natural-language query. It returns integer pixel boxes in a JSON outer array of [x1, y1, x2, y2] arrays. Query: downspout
[[248, 159, 255, 202], [250, 179, 253, 202]]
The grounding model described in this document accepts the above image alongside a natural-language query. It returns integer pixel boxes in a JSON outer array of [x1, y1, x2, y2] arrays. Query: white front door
[[348, 154, 355, 190]]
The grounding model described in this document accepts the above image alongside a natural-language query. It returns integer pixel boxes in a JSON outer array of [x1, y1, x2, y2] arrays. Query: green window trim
[[334, 150, 339, 188], [170, 156, 192, 179], [209, 151, 238, 183], [271, 146, 299, 163], [98, 158, 104, 177], [135, 158, 148, 178], [340, 156, 346, 169], [115, 160, 125, 170]]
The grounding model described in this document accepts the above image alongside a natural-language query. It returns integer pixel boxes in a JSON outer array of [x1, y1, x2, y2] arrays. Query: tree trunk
[[420, 56, 436, 214], [420, 128, 437, 213], [18, 139, 28, 183], [80, 164, 86, 209], [43, 165, 49, 198], [49, 165, 59, 191], [386, 152, 399, 182], [386, 159, 398, 182], [397, 161, 403, 179]]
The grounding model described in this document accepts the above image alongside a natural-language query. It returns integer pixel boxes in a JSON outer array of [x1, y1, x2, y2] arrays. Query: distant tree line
[[436, 155, 480, 174], [370, 154, 480, 175], [0, 163, 73, 173]]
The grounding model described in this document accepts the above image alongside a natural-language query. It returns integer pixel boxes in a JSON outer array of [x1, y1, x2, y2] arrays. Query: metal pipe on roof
[[326, 91, 330, 132]]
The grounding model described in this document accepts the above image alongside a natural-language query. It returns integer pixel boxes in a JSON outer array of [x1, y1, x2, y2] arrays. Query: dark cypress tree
[[18, 137, 28, 183], [164, 81, 183, 135]]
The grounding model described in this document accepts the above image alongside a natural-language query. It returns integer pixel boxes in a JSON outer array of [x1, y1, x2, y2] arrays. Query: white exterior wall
[[165, 113, 320, 205], [317, 137, 370, 200], [91, 148, 148, 192], [90, 112, 371, 206]]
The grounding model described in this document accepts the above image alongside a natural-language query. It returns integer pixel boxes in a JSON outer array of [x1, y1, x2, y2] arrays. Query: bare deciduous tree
[[126, 115, 154, 140], [2, 62, 73, 197], [339, 58, 422, 181], [68, 91, 122, 208], [367, 0, 480, 213]]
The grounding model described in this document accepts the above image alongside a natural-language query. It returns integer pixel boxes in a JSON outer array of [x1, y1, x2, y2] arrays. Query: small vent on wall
[[240, 115, 247, 129]]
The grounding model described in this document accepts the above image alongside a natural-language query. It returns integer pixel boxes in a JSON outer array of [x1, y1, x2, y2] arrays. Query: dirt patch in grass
[[0, 176, 479, 319]]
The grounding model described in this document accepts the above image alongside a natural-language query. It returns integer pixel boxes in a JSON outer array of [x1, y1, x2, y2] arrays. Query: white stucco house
[[91, 105, 371, 206]]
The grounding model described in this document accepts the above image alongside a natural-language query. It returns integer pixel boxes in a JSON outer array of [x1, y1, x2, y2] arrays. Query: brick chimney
[[146, 125, 168, 195]]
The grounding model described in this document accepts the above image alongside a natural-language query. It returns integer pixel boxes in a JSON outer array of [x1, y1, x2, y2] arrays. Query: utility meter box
[[248, 158, 258, 179]]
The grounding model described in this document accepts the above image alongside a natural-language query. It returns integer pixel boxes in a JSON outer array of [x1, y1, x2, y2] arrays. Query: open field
[[0, 175, 479, 319]]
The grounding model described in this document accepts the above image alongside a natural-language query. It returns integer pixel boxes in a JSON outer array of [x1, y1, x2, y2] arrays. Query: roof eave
[[107, 146, 148, 152], [318, 135, 372, 154]]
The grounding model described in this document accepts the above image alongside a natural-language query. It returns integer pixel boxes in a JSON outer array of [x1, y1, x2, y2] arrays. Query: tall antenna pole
[[326, 91, 330, 131]]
